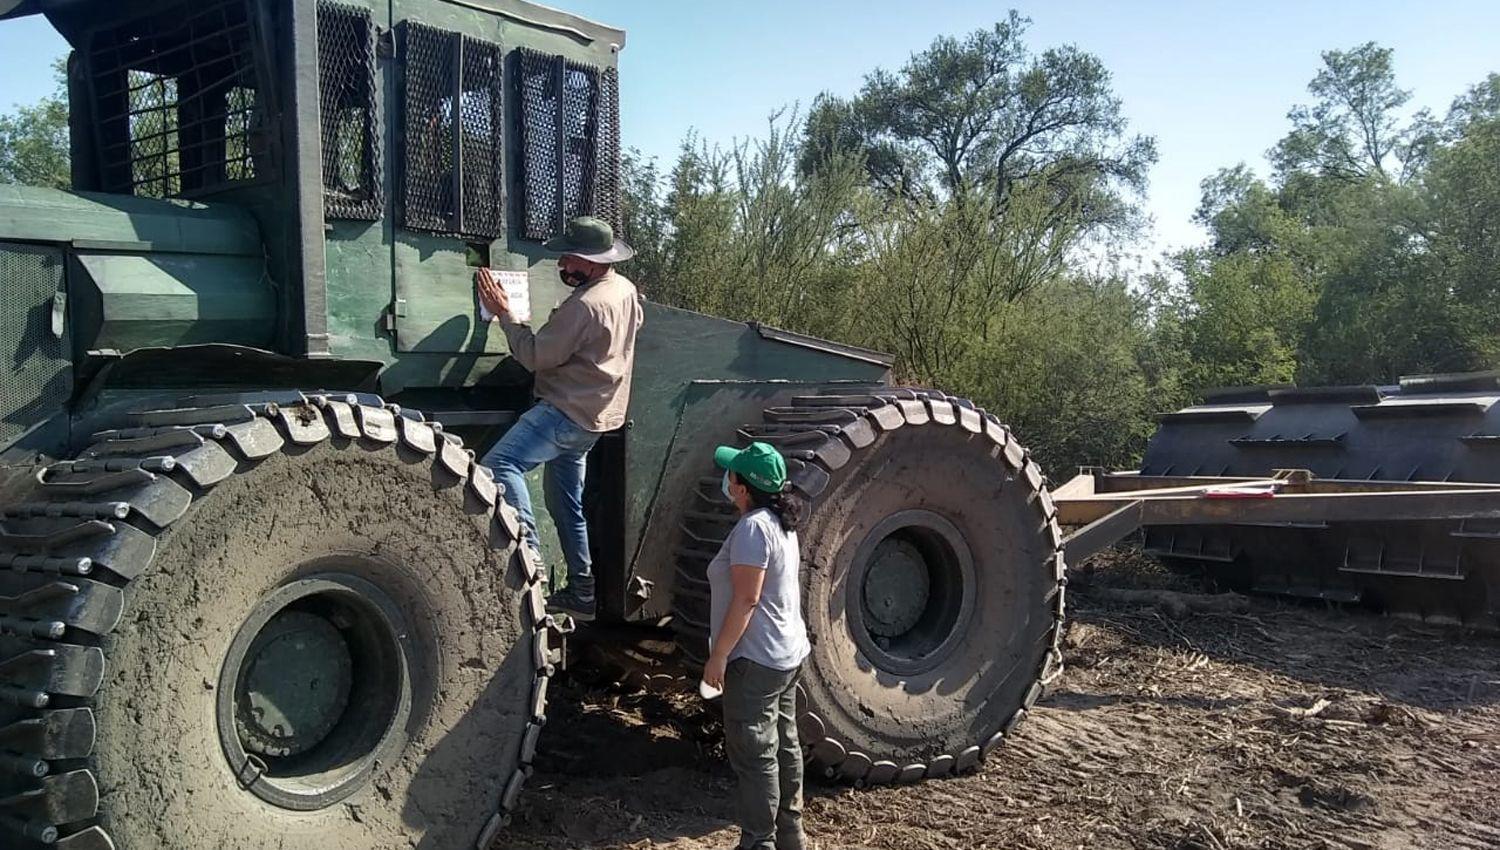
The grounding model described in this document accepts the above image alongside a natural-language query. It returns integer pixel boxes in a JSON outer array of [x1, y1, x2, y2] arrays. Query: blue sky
[[3, 1, 1498, 260]]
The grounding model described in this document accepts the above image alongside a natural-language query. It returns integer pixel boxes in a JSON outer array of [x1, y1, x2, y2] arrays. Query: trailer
[[1057, 373, 1500, 629]]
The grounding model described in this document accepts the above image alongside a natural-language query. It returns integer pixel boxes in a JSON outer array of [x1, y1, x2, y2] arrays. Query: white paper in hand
[[496, 270, 530, 323], [698, 679, 722, 701], [478, 269, 531, 323]]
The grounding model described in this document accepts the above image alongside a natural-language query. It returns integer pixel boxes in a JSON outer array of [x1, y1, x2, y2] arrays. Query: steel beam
[[1056, 469, 1500, 561]]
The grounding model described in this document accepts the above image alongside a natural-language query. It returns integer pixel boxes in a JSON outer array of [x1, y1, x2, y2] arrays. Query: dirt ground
[[503, 554, 1500, 850]]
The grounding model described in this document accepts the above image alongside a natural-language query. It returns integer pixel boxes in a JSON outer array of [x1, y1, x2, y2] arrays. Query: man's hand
[[703, 651, 728, 690], [475, 268, 510, 320]]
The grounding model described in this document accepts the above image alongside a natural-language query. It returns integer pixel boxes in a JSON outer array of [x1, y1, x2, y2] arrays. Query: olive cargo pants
[[722, 658, 806, 850]]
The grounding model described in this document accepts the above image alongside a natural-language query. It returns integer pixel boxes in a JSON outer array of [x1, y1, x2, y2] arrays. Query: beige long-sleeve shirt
[[498, 270, 644, 432]]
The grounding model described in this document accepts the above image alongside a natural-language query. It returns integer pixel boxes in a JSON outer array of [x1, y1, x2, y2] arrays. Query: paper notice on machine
[[478, 269, 531, 324]]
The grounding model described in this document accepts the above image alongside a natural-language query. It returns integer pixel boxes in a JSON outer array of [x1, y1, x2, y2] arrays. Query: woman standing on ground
[[701, 441, 810, 850]]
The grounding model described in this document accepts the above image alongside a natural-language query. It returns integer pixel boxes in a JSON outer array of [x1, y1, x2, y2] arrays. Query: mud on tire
[[672, 388, 1066, 785], [0, 394, 554, 849]]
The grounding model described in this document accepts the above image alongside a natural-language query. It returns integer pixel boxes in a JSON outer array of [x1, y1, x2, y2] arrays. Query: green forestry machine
[[0, 1, 1067, 846]]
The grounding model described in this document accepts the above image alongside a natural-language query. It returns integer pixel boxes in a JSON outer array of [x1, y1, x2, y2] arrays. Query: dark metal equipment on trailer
[[1055, 374, 1500, 629], [0, 2, 1065, 847]]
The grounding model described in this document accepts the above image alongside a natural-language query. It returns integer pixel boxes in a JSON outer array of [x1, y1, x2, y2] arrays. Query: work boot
[[546, 586, 596, 621]]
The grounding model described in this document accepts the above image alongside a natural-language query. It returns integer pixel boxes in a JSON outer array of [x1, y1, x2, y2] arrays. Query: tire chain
[[670, 387, 1067, 786], [0, 391, 558, 850]]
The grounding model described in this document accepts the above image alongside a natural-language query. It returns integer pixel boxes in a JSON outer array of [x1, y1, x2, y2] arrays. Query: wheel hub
[[217, 571, 412, 811], [236, 610, 353, 758], [862, 538, 931, 638], [846, 510, 975, 676]]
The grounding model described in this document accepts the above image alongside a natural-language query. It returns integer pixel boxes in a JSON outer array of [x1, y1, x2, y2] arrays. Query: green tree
[[1195, 164, 1304, 254], [636, 114, 873, 344], [1443, 73, 1500, 133], [1174, 248, 1316, 389], [616, 148, 669, 296], [799, 14, 1157, 327], [1418, 112, 1500, 367], [634, 106, 1169, 471], [1270, 42, 1434, 183], [1175, 49, 1500, 392], [978, 275, 1164, 472], [800, 12, 1156, 217], [0, 58, 70, 189]]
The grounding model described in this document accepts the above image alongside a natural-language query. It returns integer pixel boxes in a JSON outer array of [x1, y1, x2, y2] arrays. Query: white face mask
[[721, 470, 734, 502]]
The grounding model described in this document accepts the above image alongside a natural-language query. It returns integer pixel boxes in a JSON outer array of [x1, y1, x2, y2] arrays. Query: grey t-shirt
[[707, 508, 810, 671]]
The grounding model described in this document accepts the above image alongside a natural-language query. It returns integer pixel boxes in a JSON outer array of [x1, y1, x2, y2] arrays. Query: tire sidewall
[[94, 441, 532, 849], [800, 424, 1053, 760]]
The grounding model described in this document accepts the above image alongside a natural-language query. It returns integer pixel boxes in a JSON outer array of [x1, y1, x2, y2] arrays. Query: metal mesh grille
[[593, 67, 622, 231], [89, 0, 267, 198], [516, 48, 560, 241], [458, 37, 504, 239], [559, 59, 598, 228], [516, 49, 621, 241], [317, 1, 381, 220], [399, 23, 504, 239], [0, 244, 69, 447], [401, 22, 454, 232]]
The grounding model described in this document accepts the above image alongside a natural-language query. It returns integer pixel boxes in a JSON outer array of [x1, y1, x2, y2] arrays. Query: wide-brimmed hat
[[543, 216, 635, 263]]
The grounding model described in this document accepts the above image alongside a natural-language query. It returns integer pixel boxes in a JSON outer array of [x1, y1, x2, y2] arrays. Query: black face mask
[[559, 269, 590, 287]]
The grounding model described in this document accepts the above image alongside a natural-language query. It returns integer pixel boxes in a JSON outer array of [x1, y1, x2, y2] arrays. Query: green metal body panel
[[0, 241, 70, 451], [623, 306, 889, 564], [72, 253, 275, 352], [316, 0, 392, 365], [381, 0, 608, 358], [0, 184, 262, 255], [0, 187, 275, 356], [323, 220, 394, 363], [317, 0, 619, 377]]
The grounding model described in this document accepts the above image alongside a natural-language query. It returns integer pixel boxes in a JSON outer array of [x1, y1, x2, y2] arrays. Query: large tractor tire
[[673, 388, 1066, 784], [0, 394, 554, 849]]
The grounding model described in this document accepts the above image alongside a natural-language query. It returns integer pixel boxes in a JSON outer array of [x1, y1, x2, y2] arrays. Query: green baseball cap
[[714, 441, 788, 494]]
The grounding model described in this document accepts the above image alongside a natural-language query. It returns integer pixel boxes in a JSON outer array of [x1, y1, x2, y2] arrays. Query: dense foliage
[[615, 16, 1171, 472], [617, 32, 1499, 472], [1168, 50, 1500, 390], [0, 59, 68, 189]]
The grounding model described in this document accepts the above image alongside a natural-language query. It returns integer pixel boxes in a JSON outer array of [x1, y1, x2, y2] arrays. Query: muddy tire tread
[[670, 387, 1066, 784], [0, 393, 548, 848]]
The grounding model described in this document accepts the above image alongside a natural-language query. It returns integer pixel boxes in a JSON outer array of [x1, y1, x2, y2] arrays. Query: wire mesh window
[[459, 38, 505, 238], [399, 22, 504, 239], [594, 68, 622, 232], [318, 1, 382, 220], [88, 0, 271, 198], [515, 49, 621, 242]]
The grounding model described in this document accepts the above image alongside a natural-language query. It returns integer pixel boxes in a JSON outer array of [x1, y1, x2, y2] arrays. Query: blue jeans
[[480, 401, 600, 596]]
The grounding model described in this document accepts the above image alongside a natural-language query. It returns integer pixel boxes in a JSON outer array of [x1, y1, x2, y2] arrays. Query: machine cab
[[7, 0, 624, 368]]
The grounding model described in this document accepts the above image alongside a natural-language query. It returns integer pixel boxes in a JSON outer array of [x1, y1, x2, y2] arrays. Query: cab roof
[[0, 0, 626, 50]]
